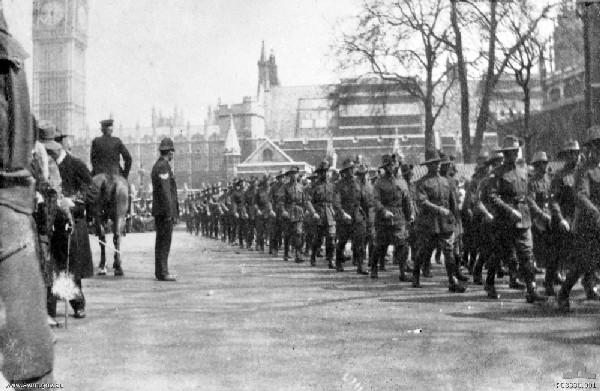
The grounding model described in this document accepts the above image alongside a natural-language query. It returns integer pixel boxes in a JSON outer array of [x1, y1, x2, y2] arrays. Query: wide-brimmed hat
[[339, 158, 355, 172], [286, 166, 300, 175], [531, 151, 548, 164], [487, 151, 504, 164], [495, 135, 521, 152], [314, 160, 330, 173], [560, 139, 580, 153], [38, 121, 62, 151], [420, 151, 441, 166], [159, 137, 175, 151], [275, 170, 285, 179], [54, 128, 72, 141], [440, 152, 451, 166], [379, 154, 394, 168]]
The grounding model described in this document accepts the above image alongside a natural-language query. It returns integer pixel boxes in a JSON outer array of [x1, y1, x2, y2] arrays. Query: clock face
[[77, 5, 88, 30], [39, 1, 65, 27]]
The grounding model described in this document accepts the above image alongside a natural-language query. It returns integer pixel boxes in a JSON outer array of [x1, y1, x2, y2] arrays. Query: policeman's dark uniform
[[372, 155, 413, 279], [558, 128, 600, 310], [334, 159, 371, 274], [90, 119, 132, 178], [307, 161, 336, 267], [151, 138, 178, 281], [484, 136, 546, 303], [0, 12, 55, 385], [413, 153, 464, 292]]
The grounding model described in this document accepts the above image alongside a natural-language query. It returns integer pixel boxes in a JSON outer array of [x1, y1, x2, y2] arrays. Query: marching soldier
[[231, 179, 247, 248], [399, 163, 417, 279], [334, 158, 371, 274], [483, 136, 546, 303], [278, 166, 306, 263], [413, 152, 464, 292], [558, 128, 600, 310], [302, 174, 317, 258], [356, 163, 376, 272], [269, 171, 285, 256], [244, 177, 258, 250], [528, 151, 553, 278], [307, 161, 337, 268], [255, 176, 273, 252], [547, 141, 579, 297], [372, 155, 413, 280]]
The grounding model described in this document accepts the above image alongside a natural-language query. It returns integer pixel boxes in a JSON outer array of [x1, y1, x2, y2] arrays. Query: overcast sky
[[4, 0, 360, 129]]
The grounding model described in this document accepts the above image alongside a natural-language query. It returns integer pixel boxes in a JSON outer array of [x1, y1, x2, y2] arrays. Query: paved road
[[51, 228, 600, 391]]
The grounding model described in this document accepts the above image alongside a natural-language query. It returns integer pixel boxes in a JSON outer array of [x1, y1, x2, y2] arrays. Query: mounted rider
[[90, 119, 132, 202]]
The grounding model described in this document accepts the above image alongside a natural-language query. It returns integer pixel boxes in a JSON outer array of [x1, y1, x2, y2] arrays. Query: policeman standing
[[151, 138, 178, 282]]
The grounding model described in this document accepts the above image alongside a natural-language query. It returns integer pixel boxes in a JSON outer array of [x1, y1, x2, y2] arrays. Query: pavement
[[48, 228, 600, 391]]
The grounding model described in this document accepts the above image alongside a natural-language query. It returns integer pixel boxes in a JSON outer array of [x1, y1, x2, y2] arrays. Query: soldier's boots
[[357, 264, 368, 275], [335, 259, 344, 272], [448, 276, 466, 293], [411, 271, 421, 288], [485, 284, 500, 300], [399, 271, 413, 282], [310, 256, 316, 267], [509, 276, 526, 290], [328, 260, 335, 269], [370, 264, 379, 279], [422, 261, 432, 278], [294, 253, 304, 263], [525, 283, 548, 303], [379, 261, 386, 272]]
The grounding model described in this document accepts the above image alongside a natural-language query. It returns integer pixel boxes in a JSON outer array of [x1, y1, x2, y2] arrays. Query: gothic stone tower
[[32, 0, 88, 141]]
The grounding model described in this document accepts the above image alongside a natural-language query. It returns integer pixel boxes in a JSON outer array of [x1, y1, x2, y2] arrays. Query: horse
[[91, 173, 130, 276]]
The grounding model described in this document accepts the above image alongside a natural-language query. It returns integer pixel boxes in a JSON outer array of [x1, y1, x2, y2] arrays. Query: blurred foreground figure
[[0, 7, 55, 388]]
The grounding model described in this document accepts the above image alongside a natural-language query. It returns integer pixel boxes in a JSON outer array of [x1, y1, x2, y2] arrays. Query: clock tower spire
[[32, 0, 88, 141]]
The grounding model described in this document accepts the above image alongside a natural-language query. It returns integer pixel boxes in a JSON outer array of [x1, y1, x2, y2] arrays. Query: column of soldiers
[[187, 131, 600, 310]]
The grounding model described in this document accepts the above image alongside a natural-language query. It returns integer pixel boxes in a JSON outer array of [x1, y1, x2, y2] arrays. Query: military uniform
[[307, 161, 336, 267], [90, 126, 132, 178], [231, 181, 247, 248], [278, 167, 306, 262], [244, 179, 258, 249], [558, 130, 600, 310], [255, 178, 272, 252], [483, 136, 546, 303], [528, 152, 552, 270], [151, 139, 178, 281], [372, 155, 413, 279], [269, 174, 285, 255], [334, 160, 371, 274], [413, 154, 464, 292]]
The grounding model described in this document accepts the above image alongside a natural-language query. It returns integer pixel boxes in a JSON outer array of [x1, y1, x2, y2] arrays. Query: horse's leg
[[113, 217, 123, 276], [97, 219, 107, 275]]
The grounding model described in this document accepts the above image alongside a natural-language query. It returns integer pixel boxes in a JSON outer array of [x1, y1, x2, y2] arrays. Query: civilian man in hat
[[558, 128, 600, 310], [483, 136, 546, 303], [90, 119, 132, 179], [412, 152, 465, 292], [278, 166, 306, 262], [372, 155, 413, 280], [528, 151, 553, 281], [334, 158, 371, 274], [45, 122, 96, 319], [307, 160, 337, 267], [0, 8, 56, 386], [547, 141, 580, 298], [151, 138, 178, 281]]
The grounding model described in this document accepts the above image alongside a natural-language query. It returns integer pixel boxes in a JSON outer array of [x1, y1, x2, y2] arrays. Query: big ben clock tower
[[32, 0, 88, 141]]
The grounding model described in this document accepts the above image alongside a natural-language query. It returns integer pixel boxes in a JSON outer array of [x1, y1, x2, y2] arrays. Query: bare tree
[[466, 0, 556, 159], [338, 0, 455, 156]]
